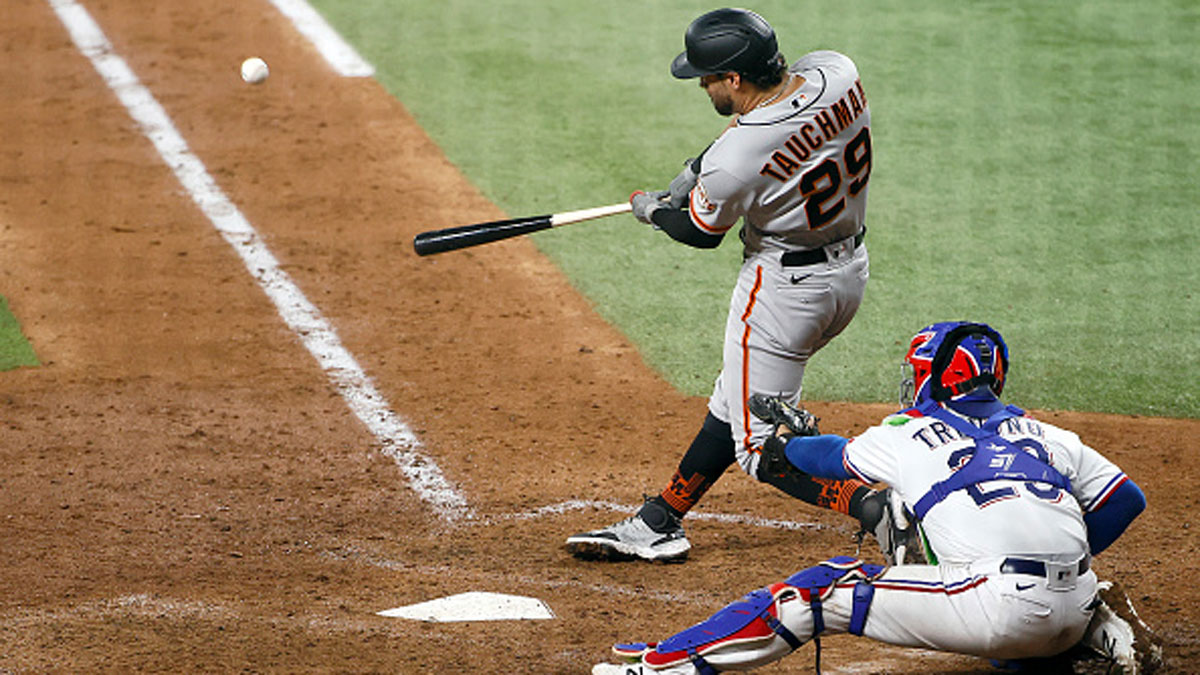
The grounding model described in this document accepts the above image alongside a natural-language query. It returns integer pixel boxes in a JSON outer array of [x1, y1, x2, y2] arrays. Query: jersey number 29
[[800, 126, 871, 230]]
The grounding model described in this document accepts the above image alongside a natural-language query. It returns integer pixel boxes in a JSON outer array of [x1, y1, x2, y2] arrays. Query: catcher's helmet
[[670, 8, 785, 79], [900, 321, 1009, 407]]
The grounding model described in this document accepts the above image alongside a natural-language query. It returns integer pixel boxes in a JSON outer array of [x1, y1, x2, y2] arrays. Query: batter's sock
[[845, 485, 874, 521], [760, 469, 872, 517], [653, 412, 736, 520]]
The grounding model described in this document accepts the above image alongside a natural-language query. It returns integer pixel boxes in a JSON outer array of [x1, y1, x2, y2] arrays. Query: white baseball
[[240, 57, 269, 84]]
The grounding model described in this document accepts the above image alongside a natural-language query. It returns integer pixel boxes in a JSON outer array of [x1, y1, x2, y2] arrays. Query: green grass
[[0, 4, 1187, 414], [0, 296, 37, 371], [310, 0, 1199, 418]]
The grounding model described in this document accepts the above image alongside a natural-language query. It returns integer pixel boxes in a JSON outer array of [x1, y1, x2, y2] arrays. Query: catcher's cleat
[[592, 662, 696, 675], [1082, 580, 1164, 674], [566, 499, 690, 563]]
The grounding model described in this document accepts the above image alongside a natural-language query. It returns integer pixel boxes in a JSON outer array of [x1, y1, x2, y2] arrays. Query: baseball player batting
[[593, 321, 1157, 674], [567, 8, 879, 562]]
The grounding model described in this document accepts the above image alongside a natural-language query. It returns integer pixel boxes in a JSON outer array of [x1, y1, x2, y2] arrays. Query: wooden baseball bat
[[412, 202, 633, 256]]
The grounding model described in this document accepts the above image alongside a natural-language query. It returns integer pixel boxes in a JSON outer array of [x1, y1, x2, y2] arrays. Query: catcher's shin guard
[[613, 586, 803, 673], [780, 556, 884, 637], [613, 556, 885, 673]]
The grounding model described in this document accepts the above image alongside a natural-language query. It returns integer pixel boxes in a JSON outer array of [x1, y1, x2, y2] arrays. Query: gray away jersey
[[689, 51, 871, 255]]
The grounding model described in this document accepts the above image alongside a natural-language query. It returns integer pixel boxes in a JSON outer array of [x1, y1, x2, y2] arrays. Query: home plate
[[377, 592, 555, 622]]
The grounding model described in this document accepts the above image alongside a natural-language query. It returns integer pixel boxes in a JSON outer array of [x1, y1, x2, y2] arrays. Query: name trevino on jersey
[[909, 414, 1049, 451]]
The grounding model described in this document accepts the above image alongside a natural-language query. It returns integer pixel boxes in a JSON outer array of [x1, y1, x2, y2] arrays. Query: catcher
[[593, 321, 1160, 674]]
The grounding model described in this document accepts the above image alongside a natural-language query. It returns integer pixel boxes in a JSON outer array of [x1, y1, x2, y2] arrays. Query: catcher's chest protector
[[911, 405, 1072, 519]]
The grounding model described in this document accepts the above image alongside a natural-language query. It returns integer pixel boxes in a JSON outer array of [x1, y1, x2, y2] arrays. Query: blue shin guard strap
[[782, 556, 872, 640], [808, 595, 824, 637], [763, 612, 803, 651], [687, 649, 718, 675], [848, 582, 876, 636]]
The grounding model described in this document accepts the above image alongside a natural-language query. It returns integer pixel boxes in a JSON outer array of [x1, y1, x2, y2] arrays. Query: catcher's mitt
[[749, 394, 820, 486], [746, 394, 820, 436], [856, 488, 925, 566]]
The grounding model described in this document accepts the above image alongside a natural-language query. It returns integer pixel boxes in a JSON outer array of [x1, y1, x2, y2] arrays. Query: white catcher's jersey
[[609, 407, 1118, 671], [844, 408, 1129, 564], [690, 51, 870, 254]]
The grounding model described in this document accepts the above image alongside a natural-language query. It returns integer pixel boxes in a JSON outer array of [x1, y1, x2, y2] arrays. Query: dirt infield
[[2, 1, 1196, 672]]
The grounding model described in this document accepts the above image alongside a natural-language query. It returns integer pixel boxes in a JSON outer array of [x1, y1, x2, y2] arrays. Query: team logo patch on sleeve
[[689, 178, 731, 234], [694, 179, 717, 213]]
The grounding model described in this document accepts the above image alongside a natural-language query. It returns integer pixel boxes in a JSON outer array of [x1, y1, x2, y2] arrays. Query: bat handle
[[549, 202, 632, 227]]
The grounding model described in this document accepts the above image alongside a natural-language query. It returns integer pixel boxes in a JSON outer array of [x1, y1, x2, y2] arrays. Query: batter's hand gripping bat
[[412, 202, 632, 256]]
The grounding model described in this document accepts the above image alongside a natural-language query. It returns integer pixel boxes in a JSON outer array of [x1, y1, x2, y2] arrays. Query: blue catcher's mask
[[900, 321, 1009, 408]]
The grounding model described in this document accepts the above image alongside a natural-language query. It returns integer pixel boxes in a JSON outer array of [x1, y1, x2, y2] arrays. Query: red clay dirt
[[1, 1, 1195, 673]]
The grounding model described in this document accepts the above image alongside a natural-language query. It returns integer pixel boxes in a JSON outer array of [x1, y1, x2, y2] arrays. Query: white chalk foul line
[[48, 0, 469, 521], [266, 0, 375, 77], [495, 499, 834, 532]]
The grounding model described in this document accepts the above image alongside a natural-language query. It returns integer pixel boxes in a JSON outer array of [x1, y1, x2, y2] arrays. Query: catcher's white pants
[[708, 242, 869, 476], [697, 560, 1097, 671]]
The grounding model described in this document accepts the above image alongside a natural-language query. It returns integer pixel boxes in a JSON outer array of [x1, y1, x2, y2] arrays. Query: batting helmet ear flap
[[927, 323, 1009, 402]]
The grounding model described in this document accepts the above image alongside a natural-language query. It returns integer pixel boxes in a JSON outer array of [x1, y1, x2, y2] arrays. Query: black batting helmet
[[670, 8, 784, 80]]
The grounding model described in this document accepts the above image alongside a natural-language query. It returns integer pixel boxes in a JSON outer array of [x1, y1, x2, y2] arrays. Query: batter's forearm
[[650, 208, 724, 248]]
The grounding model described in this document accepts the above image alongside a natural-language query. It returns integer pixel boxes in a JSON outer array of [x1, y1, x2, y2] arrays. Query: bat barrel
[[413, 215, 552, 256], [412, 201, 632, 256]]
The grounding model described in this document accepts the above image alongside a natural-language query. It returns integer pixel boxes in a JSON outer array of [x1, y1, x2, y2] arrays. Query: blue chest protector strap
[[911, 403, 1072, 520]]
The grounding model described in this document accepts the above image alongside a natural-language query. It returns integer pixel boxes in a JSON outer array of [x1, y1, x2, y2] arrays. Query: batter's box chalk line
[[47, 0, 466, 523], [489, 499, 837, 532]]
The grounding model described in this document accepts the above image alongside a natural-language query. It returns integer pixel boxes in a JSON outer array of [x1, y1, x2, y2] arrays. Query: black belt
[[781, 228, 865, 267], [1000, 557, 1089, 578]]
